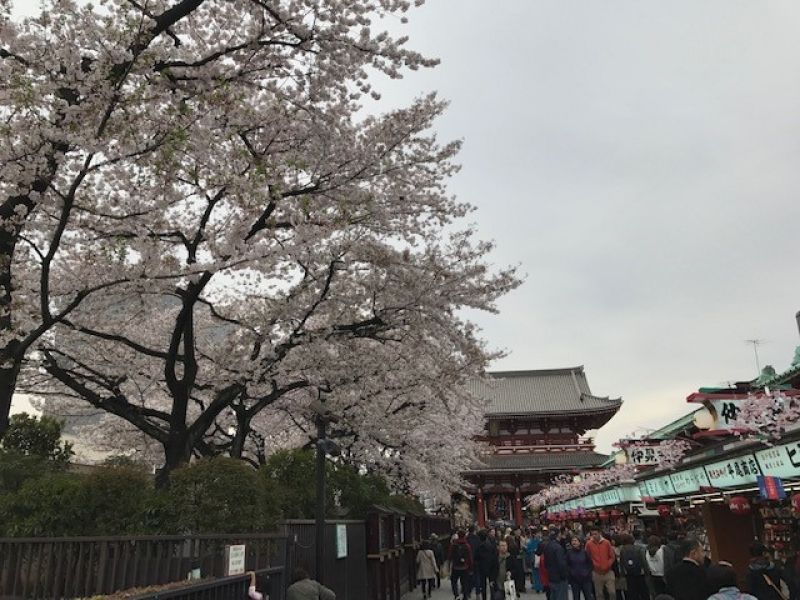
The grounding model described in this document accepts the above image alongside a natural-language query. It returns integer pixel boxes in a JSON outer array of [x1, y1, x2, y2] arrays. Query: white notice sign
[[336, 524, 348, 559], [225, 544, 246, 576]]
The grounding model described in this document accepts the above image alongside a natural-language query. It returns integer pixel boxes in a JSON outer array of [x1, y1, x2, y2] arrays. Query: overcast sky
[[368, 0, 800, 451], [9, 0, 800, 452]]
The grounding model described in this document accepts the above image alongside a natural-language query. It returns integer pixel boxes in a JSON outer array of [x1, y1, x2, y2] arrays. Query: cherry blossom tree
[[10, 0, 519, 492], [0, 0, 439, 439]]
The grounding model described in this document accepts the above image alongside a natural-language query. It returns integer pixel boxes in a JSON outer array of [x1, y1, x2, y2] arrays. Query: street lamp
[[311, 399, 341, 585]]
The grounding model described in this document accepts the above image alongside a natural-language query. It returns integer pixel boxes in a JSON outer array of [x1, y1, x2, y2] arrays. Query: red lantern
[[598, 510, 609, 520], [728, 496, 751, 516], [610, 509, 623, 518], [791, 493, 800, 514], [657, 505, 671, 517]]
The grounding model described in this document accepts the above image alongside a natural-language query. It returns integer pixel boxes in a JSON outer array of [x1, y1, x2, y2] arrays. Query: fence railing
[[0, 533, 287, 600], [133, 567, 284, 600]]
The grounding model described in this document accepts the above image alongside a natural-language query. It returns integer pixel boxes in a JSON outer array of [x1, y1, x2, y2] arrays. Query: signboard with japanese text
[[670, 467, 712, 494], [755, 440, 800, 479], [224, 544, 246, 576], [704, 454, 761, 488], [708, 398, 745, 431], [641, 476, 676, 498], [625, 444, 663, 466], [594, 488, 622, 507]]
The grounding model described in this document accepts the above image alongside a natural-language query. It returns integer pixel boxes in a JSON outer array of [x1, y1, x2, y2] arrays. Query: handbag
[[503, 579, 517, 598]]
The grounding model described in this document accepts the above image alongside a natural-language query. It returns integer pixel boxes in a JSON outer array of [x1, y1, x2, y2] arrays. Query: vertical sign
[[336, 524, 348, 559], [224, 544, 246, 576]]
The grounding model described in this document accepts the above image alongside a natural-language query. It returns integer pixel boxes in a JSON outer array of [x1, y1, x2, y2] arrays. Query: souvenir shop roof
[[467, 367, 622, 420], [468, 450, 610, 474]]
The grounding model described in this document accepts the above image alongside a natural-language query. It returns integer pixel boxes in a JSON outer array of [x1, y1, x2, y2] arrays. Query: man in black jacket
[[543, 528, 569, 600], [474, 531, 498, 600], [665, 537, 710, 600]]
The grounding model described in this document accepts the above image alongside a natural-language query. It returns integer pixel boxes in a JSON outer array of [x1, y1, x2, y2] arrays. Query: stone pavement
[[402, 578, 548, 600]]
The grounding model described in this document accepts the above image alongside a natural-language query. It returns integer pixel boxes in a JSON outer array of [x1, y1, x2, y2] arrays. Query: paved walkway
[[402, 578, 548, 600]]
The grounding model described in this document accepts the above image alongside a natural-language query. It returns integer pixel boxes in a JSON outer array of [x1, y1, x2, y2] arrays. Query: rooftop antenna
[[745, 339, 766, 375]]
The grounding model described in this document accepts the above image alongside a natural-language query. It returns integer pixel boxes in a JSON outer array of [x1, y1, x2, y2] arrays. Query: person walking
[[619, 533, 649, 600], [543, 528, 569, 600], [746, 542, 787, 600], [507, 533, 525, 598], [494, 541, 511, 599], [450, 530, 475, 600], [645, 535, 666, 597], [661, 532, 681, 587], [417, 541, 439, 599], [527, 532, 544, 593], [586, 527, 616, 600], [431, 535, 445, 589], [664, 538, 709, 600], [475, 531, 498, 600], [566, 535, 594, 600]]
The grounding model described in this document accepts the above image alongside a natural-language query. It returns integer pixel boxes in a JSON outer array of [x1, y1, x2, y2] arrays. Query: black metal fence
[[0, 533, 286, 600], [134, 567, 284, 600], [282, 520, 368, 600]]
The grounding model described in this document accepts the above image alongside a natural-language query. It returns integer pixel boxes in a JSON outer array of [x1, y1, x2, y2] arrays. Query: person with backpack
[[450, 530, 475, 600], [619, 533, 649, 600], [431, 535, 445, 589]]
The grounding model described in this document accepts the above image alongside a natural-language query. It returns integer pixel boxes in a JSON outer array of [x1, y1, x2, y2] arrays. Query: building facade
[[464, 367, 622, 527]]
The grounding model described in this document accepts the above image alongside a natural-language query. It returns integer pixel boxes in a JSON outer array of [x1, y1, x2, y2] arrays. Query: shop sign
[[594, 488, 622, 507], [755, 440, 800, 479], [641, 475, 676, 498], [704, 454, 761, 488], [670, 466, 712, 494], [625, 444, 662, 466], [618, 484, 642, 503], [707, 398, 745, 431]]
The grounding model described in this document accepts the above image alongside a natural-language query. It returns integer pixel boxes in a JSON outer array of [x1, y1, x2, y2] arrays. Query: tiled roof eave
[[486, 403, 621, 419]]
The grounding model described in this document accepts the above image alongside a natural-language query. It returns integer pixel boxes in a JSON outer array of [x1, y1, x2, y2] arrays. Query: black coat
[[665, 560, 709, 600], [475, 540, 498, 575], [543, 538, 569, 583], [746, 559, 785, 600]]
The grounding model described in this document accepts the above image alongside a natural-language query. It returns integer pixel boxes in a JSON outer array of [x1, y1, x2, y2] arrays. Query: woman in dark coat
[[566, 535, 594, 600]]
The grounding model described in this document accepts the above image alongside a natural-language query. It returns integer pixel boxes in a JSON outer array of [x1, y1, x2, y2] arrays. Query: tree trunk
[[154, 432, 193, 489], [0, 353, 22, 441]]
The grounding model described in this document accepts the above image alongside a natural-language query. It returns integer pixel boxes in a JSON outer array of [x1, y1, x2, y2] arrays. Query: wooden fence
[[365, 511, 451, 600], [0, 533, 287, 600], [134, 567, 284, 600]]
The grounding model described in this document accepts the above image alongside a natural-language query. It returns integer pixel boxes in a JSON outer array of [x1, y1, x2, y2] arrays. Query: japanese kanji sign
[[755, 440, 800, 479], [703, 454, 761, 488]]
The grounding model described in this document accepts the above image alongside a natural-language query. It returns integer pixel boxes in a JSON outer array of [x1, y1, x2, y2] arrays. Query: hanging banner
[[755, 440, 800, 479], [757, 475, 786, 501], [704, 454, 761, 488]]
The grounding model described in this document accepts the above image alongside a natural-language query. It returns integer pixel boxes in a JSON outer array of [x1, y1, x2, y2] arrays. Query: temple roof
[[467, 367, 622, 419], [468, 450, 609, 474]]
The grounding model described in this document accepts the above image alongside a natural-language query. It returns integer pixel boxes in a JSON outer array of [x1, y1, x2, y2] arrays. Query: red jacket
[[585, 538, 615, 574], [449, 538, 474, 571]]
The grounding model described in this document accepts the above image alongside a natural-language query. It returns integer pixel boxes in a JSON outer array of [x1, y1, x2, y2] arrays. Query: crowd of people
[[415, 525, 799, 600]]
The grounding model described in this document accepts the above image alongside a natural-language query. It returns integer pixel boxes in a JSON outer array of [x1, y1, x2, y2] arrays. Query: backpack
[[453, 543, 470, 569], [621, 547, 644, 576]]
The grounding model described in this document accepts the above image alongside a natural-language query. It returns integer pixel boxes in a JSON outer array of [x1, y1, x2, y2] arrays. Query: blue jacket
[[543, 538, 568, 583]]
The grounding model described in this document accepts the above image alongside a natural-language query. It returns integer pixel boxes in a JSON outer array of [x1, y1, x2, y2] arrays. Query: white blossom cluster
[[1, 0, 519, 497]]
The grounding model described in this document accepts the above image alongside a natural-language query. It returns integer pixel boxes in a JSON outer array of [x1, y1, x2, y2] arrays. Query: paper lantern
[[657, 505, 671, 517], [610, 509, 623, 518], [728, 496, 751, 516], [791, 493, 800, 514], [598, 510, 609, 520]]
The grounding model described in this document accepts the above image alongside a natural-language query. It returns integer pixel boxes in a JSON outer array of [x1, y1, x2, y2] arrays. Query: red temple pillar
[[514, 487, 523, 527], [476, 488, 486, 528]]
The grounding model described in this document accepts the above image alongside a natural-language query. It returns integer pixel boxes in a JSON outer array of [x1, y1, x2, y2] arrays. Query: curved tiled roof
[[466, 367, 622, 417], [468, 451, 609, 474]]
